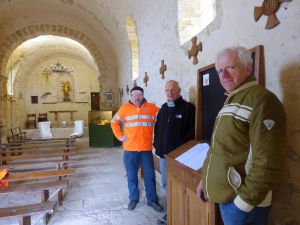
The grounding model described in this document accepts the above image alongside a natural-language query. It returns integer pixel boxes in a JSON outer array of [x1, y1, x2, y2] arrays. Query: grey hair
[[215, 46, 253, 69]]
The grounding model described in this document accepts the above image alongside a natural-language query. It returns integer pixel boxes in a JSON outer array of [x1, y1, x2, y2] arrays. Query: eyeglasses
[[217, 65, 237, 74]]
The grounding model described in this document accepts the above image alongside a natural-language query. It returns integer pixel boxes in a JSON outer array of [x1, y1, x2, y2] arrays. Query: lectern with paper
[[165, 140, 222, 225]]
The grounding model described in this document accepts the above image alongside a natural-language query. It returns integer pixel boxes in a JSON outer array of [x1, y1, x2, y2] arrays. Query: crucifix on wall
[[188, 36, 202, 65], [42, 67, 51, 85], [159, 60, 167, 79], [143, 72, 149, 87], [119, 88, 124, 98], [126, 85, 129, 95]]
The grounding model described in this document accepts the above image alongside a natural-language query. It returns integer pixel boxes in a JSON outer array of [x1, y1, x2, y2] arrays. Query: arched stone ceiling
[[0, 0, 131, 78], [8, 35, 99, 86]]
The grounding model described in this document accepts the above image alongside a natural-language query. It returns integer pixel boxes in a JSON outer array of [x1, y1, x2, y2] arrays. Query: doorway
[[91, 92, 100, 111]]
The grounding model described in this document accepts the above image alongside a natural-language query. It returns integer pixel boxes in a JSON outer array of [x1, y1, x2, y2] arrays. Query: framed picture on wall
[[31, 96, 38, 104], [105, 92, 114, 104]]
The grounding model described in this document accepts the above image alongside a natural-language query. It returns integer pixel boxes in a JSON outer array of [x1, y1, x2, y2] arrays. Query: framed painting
[[105, 92, 114, 104]]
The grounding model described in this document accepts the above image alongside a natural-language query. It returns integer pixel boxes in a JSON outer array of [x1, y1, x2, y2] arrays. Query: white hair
[[215, 46, 253, 69]]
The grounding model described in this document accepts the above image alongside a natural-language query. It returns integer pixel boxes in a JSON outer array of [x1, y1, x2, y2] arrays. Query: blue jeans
[[123, 151, 158, 203], [219, 201, 271, 225], [159, 158, 167, 191]]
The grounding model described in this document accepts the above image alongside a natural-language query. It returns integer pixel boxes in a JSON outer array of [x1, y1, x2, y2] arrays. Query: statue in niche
[[61, 81, 71, 101]]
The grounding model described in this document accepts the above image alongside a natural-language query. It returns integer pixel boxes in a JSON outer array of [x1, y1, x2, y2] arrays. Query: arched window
[[178, 0, 216, 45], [7, 63, 18, 96], [125, 16, 139, 80]]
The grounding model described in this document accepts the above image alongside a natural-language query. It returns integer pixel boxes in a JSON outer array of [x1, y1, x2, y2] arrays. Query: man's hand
[[197, 180, 208, 202], [118, 135, 128, 142]]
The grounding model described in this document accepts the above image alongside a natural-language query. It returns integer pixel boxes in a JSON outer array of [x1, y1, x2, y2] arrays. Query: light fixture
[[50, 62, 73, 73]]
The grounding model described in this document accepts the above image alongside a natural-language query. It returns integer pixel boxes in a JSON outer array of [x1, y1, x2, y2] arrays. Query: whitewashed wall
[[117, 0, 300, 224]]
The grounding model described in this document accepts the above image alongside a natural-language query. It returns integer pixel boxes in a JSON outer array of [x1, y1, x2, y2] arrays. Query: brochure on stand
[[175, 143, 210, 171]]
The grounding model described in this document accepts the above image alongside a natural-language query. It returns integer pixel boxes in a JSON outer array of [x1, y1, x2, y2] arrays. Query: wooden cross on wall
[[159, 60, 167, 79], [254, 0, 292, 29], [143, 72, 149, 87], [188, 36, 202, 65], [119, 88, 124, 98]]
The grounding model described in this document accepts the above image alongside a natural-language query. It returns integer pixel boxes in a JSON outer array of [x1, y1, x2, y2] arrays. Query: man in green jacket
[[197, 46, 287, 225]]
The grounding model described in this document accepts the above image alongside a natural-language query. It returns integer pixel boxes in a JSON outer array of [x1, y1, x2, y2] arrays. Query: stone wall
[[119, 1, 300, 224]]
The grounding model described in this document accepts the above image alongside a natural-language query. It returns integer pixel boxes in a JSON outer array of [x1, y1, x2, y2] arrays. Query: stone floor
[[0, 138, 166, 225]]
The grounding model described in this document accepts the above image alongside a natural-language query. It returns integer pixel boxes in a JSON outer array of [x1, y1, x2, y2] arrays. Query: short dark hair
[[130, 86, 144, 93]]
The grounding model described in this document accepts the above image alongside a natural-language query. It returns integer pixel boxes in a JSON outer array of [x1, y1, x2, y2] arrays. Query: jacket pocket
[[227, 166, 242, 193]]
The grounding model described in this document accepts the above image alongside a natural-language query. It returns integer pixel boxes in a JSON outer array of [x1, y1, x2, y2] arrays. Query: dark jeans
[[219, 201, 271, 225], [123, 151, 158, 203]]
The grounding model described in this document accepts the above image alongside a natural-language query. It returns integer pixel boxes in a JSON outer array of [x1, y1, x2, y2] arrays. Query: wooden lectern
[[165, 140, 223, 225]]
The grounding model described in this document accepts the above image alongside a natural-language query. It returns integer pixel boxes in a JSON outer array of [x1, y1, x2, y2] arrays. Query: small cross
[[188, 36, 202, 65], [42, 67, 51, 85], [126, 85, 129, 95], [143, 72, 149, 87], [119, 88, 124, 98], [159, 60, 167, 79], [133, 80, 137, 87]]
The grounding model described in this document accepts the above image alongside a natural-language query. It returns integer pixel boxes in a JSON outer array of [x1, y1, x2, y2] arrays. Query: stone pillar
[[0, 74, 8, 143]]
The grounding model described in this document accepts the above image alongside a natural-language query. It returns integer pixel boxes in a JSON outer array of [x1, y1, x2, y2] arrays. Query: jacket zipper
[[205, 116, 221, 200]]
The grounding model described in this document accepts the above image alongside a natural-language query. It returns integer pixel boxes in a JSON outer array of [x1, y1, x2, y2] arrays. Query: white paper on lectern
[[175, 143, 210, 171]]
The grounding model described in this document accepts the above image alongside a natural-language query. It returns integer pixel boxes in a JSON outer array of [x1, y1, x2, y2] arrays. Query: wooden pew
[[0, 138, 76, 224], [0, 201, 56, 225], [1, 168, 74, 224], [0, 180, 69, 206], [0, 180, 68, 195], [2, 168, 74, 182], [0, 160, 71, 170], [0, 152, 74, 165]]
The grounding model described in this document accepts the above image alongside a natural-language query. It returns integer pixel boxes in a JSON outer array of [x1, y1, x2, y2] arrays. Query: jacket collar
[[166, 96, 184, 107], [226, 76, 257, 96], [225, 76, 257, 102]]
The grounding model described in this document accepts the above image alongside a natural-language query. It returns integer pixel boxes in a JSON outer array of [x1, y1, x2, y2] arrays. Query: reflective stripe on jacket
[[202, 77, 287, 209], [111, 101, 159, 151]]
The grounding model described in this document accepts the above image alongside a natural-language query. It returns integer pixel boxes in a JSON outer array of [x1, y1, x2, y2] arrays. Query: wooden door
[[91, 92, 100, 111]]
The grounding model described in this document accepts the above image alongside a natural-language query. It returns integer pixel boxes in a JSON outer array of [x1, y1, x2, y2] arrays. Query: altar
[[49, 110, 77, 126]]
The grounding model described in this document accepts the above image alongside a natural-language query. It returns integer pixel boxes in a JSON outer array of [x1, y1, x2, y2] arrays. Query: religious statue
[[61, 81, 71, 101]]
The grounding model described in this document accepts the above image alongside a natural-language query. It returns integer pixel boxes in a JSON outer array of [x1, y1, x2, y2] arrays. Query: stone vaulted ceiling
[[0, 0, 132, 78]]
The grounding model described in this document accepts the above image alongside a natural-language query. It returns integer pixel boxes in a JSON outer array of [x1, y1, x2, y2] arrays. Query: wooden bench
[[2, 138, 77, 157], [0, 180, 69, 206], [0, 138, 76, 225], [2, 168, 74, 182], [3, 138, 76, 149], [2, 168, 74, 208], [0, 138, 76, 165], [0, 152, 74, 165], [8, 137, 76, 145], [0, 160, 71, 170], [0, 180, 68, 194], [0, 201, 56, 225]]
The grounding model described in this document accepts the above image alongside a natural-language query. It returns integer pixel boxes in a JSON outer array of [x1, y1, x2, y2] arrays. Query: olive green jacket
[[201, 77, 287, 212]]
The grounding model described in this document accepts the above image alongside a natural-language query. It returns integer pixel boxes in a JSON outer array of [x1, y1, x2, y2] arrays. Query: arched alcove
[[0, 25, 108, 139]]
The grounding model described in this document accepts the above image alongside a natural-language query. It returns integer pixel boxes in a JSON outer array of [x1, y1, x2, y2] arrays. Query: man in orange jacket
[[111, 86, 164, 212]]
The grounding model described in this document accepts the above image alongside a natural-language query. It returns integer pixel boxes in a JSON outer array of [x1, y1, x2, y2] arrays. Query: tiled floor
[[0, 138, 166, 225]]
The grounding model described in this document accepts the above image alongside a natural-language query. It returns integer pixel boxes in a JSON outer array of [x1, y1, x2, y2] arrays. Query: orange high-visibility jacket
[[111, 101, 159, 151], [0, 169, 8, 187]]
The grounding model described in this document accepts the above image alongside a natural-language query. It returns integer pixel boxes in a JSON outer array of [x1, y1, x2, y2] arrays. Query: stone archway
[[0, 24, 107, 142]]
